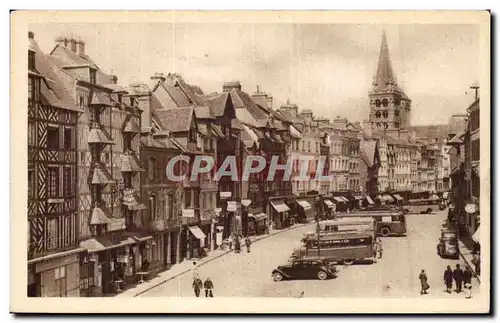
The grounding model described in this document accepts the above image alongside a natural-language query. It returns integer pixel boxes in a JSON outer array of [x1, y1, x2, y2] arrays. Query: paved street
[[141, 209, 479, 298]]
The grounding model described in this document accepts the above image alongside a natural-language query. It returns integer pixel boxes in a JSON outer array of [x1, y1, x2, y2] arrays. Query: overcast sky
[[29, 23, 480, 125]]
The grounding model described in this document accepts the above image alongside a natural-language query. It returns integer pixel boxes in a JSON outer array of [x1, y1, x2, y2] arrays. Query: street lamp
[[316, 219, 321, 259]]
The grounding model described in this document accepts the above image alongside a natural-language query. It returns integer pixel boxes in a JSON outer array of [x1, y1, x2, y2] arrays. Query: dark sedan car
[[272, 259, 337, 281]]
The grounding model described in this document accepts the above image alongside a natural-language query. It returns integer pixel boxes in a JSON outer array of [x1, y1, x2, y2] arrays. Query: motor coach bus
[[302, 218, 375, 239], [291, 232, 374, 265], [404, 196, 441, 214], [336, 211, 407, 237]]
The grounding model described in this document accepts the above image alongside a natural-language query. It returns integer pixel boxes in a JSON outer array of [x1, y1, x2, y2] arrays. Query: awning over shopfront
[[241, 199, 252, 207], [472, 226, 480, 243], [382, 194, 394, 202], [297, 200, 312, 210], [227, 201, 237, 212], [189, 226, 207, 240], [392, 194, 404, 201], [365, 195, 375, 205], [80, 234, 137, 253], [324, 200, 335, 208], [333, 197, 344, 203], [249, 213, 268, 221], [340, 196, 350, 202], [123, 231, 153, 242], [271, 200, 290, 213]]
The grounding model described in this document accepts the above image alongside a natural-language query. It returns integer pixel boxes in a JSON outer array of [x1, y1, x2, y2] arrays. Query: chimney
[[70, 39, 77, 52], [223, 81, 241, 92], [299, 109, 314, 123], [28, 31, 34, 39], [151, 72, 166, 83], [266, 95, 273, 110], [55, 36, 68, 47], [129, 84, 152, 129], [77, 41, 85, 56], [279, 102, 298, 117], [251, 87, 272, 110]]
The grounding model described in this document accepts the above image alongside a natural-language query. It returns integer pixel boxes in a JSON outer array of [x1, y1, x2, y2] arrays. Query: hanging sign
[[465, 204, 477, 214]]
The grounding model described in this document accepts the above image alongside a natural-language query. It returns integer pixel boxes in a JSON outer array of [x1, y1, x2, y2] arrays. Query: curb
[[459, 252, 481, 285], [133, 222, 311, 297]]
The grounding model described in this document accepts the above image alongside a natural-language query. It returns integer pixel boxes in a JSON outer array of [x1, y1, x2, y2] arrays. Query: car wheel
[[343, 259, 354, 266], [317, 271, 328, 280], [273, 272, 283, 282], [379, 227, 391, 237]]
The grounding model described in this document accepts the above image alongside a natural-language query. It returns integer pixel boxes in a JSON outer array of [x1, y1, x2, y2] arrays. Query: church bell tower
[[368, 31, 411, 131]]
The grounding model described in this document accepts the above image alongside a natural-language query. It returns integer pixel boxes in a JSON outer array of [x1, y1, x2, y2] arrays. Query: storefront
[[28, 249, 82, 297], [296, 199, 314, 223], [391, 193, 404, 205], [269, 199, 290, 229], [323, 198, 335, 218], [79, 232, 152, 296], [363, 195, 375, 207], [247, 213, 268, 235], [332, 196, 347, 212], [187, 225, 207, 259]]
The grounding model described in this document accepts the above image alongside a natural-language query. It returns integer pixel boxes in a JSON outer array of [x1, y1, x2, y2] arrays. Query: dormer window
[[89, 69, 96, 84]]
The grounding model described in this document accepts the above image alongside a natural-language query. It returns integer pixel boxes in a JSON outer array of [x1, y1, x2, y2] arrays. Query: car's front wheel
[[317, 271, 328, 280], [343, 259, 354, 266], [273, 272, 284, 282]]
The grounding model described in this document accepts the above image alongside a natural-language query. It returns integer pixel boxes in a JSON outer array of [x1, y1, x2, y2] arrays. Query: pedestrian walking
[[204, 277, 214, 297], [191, 261, 199, 280], [245, 236, 251, 253], [192, 277, 203, 297], [377, 238, 383, 259], [443, 265, 453, 293], [463, 266, 473, 285], [419, 269, 430, 295], [452, 264, 464, 293], [234, 235, 241, 253], [471, 252, 480, 276]]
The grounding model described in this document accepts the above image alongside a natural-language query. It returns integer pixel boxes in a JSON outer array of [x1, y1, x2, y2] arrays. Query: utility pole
[[470, 83, 480, 100]]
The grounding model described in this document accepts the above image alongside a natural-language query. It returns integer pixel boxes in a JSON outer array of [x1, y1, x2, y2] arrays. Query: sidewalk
[[458, 239, 481, 284], [116, 222, 310, 297]]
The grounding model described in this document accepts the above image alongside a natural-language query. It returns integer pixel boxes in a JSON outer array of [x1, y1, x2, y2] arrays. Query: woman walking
[[443, 265, 453, 293], [419, 269, 430, 295]]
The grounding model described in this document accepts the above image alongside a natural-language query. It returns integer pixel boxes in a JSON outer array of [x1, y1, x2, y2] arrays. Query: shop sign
[[465, 204, 477, 214], [116, 255, 128, 263], [182, 209, 195, 218]]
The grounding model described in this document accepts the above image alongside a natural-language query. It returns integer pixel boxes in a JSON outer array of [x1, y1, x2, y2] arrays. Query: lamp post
[[316, 218, 321, 259]]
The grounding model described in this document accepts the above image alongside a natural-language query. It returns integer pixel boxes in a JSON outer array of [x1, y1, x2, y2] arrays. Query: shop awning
[[90, 206, 113, 225], [91, 167, 115, 185], [365, 195, 375, 205], [227, 201, 237, 212], [80, 234, 136, 253], [393, 194, 404, 201], [189, 226, 207, 240], [271, 200, 290, 213], [333, 197, 344, 203], [123, 118, 141, 133], [297, 200, 312, 210], [241, 199, 252, 207], [121, 154, 145, 172], [220, 191, 232, 199], [88, 128, 115, 145], [382, 194, 394, 202], [125, 231, 153, 242], [340, 196, 350, 202], [324, 199, 335, 208], [472, 226, 480, 243], [249, 213, 268, 221]]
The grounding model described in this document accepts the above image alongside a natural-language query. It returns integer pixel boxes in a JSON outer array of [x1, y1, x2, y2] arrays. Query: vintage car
[[271, 259, 337, 281], [437, 229, 459, 259]]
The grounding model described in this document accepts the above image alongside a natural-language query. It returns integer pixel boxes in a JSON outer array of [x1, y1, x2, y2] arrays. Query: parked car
[[272, 259, 337, 281], [437, 229, 459, 259]]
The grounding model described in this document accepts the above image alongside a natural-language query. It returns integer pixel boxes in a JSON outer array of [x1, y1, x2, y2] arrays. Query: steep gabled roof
[[154, 107, 195, 133], [230, 89, 269, 120], [194, 106, 214, 120], [202, 92, 230, 117], [29, 38, 80, 112]]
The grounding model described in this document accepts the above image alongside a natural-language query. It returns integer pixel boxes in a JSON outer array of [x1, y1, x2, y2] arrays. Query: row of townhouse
[[447, 95, 480, 248]]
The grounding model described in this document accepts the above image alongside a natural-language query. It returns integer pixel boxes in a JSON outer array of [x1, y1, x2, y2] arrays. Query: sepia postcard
[[10, 10, 490, 314]]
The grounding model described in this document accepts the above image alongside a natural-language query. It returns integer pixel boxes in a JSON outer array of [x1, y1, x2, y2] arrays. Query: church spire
[[374, 30, 396, 91]]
